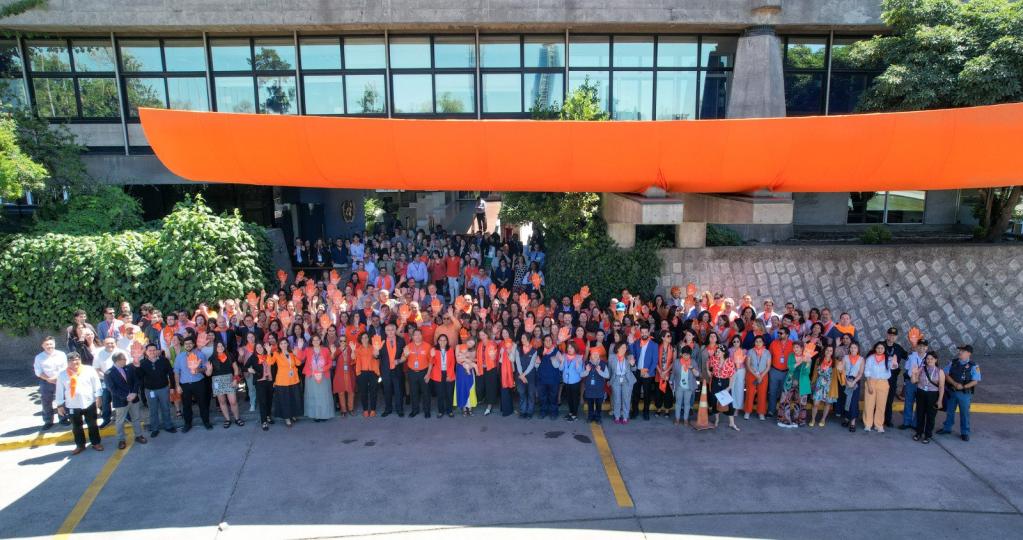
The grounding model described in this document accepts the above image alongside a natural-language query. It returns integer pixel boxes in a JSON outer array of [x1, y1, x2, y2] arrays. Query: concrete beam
[[676, 222, 707, 248], [671, 193, 793, 225], [601, 193, 685, 225], [606, 222, 636, 249]]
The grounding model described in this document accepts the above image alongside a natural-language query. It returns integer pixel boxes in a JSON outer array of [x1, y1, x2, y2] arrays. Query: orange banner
[[139, 104, 1023, 193]]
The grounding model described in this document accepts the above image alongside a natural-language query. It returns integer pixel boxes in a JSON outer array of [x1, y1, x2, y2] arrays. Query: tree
[[0, 0, 46, 19], [356, 85, 381, 114], [251, 49, 296, 114], [851, 0, 1023, 241], [11, 108, 90, 198], [500, 78, 607, 245], [0, 112, 47, 199]]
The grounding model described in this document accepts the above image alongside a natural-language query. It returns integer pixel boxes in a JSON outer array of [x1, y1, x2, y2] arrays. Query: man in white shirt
[[33, 336, 68, 430], [55, 352, 105, 454]]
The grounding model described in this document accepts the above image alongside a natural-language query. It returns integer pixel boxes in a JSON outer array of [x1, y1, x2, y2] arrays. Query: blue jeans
[[146, 386, 174, 430], [902, 381, 917, 427], [942, 390, 972, 435], [517, 378, 536, 414], [767, 368, 787, 415]]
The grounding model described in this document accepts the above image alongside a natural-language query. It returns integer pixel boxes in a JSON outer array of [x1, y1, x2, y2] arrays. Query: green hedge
[[545, 234, 662, 306], [0, 196, 271, 333]]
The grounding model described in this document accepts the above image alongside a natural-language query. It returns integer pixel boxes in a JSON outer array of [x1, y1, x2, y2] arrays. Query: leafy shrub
[[706, 224, 743, 246], [861, 224, 893, 244], [0, 195, 271, 333], [32, 186, 144, 234], [546, 233, 661, 306]]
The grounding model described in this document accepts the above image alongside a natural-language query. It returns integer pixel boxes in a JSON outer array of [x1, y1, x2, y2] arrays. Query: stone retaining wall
[[656, 244, 1023, 356]]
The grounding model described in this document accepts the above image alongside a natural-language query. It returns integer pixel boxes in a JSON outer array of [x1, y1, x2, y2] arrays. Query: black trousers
[[587, 398, 603, 420], [563, 381, 581, 416], [654, 382, 674, 410], [480, 368, 500, 407], [180, 380, 211, 427], [631, 376, 654, 417], [915, 389, 939, 438], [407, 370, 430, 414], [70, 403, 101, 448], [475, 212, 486, 232], [434, 373, 453, 415], [382, 370, 404, 414], [357, 373, 378, 412], [500, 387, 514, 416], [884, 368, 901, 425], [256, 380, 274, 421]]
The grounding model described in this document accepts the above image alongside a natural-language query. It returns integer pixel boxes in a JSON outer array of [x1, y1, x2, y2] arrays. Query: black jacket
[[105, 364, 142, 407]]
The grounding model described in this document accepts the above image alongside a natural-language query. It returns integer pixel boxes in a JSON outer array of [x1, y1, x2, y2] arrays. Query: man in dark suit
[[377, 323, 406, 417], [105, 352, 148, 449], [235, 314, 263, 347]]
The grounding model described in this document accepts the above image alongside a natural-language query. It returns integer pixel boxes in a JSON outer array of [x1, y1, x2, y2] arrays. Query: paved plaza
[[1, 359, 1022, 540]]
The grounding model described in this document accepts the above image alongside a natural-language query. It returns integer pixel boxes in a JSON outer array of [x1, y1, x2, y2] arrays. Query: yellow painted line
[[53, 438, 133, 540], [590, 423, 634, 508], [0, 426, 119, 452]]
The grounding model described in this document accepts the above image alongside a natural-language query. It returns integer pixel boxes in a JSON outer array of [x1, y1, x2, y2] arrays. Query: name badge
[[414, 361, 419, 369], [343, 365, 349, 371], [149, 391, 156, 399], [590, 378, 596, 386], [289, 370, 295, 378]]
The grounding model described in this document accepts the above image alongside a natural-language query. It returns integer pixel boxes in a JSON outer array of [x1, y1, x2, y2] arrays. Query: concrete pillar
[[676, 222, 707, 248], [606, 223, 636, 249], [726, 25, 785, 119]]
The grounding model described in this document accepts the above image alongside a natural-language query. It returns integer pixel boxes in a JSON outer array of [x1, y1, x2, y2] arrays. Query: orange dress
[[332, 346, 356, 393]]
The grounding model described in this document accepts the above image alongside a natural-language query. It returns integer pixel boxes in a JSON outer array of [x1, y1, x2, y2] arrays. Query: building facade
[[0, 0, 981, 243]]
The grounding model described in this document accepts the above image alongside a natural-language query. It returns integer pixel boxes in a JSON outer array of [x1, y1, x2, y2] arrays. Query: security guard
[[937, 344, 981, 441]]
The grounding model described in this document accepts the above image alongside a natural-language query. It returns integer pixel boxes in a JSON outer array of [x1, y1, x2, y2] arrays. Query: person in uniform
[[937, 344, 981, 442], [403, 328, 433, 418]]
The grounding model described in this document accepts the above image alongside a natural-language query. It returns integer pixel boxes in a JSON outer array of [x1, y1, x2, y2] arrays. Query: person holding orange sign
[[173, 336, 213, 432]]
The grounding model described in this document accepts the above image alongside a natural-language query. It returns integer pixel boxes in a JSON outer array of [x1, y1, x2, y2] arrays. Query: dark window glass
[[345, 74, 385, 113], [303, 74, 343, 114], [847, 192, 886, 223], [120, 40, 163, 72], [0, 42, 23, 76], [828, 71, 876, 114], [32, 77, 75, 116], [126, 77, 167, 115], [167, 77, 209, 111], [698, 71, 731, 119], [79, 77, 120, 117], [784, 72, 824, 116]]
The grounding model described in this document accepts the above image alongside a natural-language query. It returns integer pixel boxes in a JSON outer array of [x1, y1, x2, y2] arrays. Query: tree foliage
[[11, 108, 91, 198], [546, 235, 662, 306], [0, 112, 47, 199], [851, 0, 1023, 241], [32, 186, 143, 234], [0, 0, 46, 19]]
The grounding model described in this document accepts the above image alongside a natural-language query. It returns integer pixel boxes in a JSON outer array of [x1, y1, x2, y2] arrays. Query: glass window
[[344, 37, 385, 69], [785, 37, 827, 70], [28, 41, 71, 72], [164, 40, 206, 71], [435, 73, 474, 113], [698, 71, 731, 119], [389, 37, 431, 69], [214, 76, 255, 112], [303, 74, 343, 114], [480, 37, 520, 68], [524, 36, 564, 68], [257, 75, 297, 114], [78, 77, 120, 117], [167, 77, 209, 111], [525, 72, 563, 112], [655, 71, 697, 120], [784, 72, 824, 116], [613, 37, 653, 68], [254, 38, 295, 71], [126, 77, 167, 116], [831, 37, 881, 70], [701, 37, 737, 69], [886, 191, 925, 223], [657, 37, 698, 68], [345, 74, 385, 113], [847, 192, 885, 223], [0, 42, 23, 76], [828, 71, 875, 115], [211, 39, 252, 71], [568, 71, 609, 111], [119, 40, 163, 72], [0, 78, 26, 108], [32, 78, 75, 116], [434, 36, 475, 69], [482, 73, 521, 113], [71, 41, 115, 72], [569, 37, 610, 68], [392, 73, 432, 113], [612, 71, 653, 120], [300, 37, 341, 70]]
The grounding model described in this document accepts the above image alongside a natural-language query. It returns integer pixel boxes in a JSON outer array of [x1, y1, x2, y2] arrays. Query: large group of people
[[33, 225, 983, 456]]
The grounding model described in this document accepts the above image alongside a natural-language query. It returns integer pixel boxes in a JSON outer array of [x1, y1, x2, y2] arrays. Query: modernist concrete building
[[0, 1, 981, 245]]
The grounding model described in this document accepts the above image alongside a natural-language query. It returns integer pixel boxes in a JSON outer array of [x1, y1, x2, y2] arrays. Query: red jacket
[[429, 347, 457, 382]]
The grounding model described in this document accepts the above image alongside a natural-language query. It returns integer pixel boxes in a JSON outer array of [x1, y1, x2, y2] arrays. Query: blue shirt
[[406, 260, 428, 284], [561, 354, 584, 384], [173, 349, 208, 384]]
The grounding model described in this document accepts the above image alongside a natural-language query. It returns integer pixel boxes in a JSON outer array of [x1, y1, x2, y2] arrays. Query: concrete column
[[606, 223, 636, 249], [726, 25, 785, 119], [675, 222, 708, 248]]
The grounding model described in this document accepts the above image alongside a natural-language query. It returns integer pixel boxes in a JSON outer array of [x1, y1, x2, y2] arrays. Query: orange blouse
[[354, 345, 379, 376], [268, 351, 303, 386]]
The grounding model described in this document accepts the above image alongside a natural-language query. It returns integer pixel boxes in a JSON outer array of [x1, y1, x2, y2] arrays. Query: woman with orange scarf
[[497, 328, 517, 417], [269, 339, 304, 427], [653, 331, 675, 417], [353, 332, 379, 417], [332, 334, 356, 417], [299, 334, 335, 422], [210, 341, 243, 428], [244, 342, 274, 430]]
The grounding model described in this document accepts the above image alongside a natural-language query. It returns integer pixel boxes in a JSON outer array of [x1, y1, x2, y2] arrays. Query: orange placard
[[488, 283, 497, 298], [686, 283, 697, 297], [430, 298, 442, 314], [580, 285, 590, 298], [398, 303, 411, 320], [140, 105, 1023, 194], [276, 269, 287, 285], [498, 288, 510, 302]]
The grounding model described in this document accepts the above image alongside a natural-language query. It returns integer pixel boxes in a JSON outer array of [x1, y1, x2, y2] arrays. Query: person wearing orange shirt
[[403, 328, 433, 418], [767, 330, 793, 417], [268, 339, 303, 428], [434, 306, 461, 348], [444, 248, 462, 302], [477, 331, 501, 415], [428, 333, 457, 418], [353, 332, 379, 417]]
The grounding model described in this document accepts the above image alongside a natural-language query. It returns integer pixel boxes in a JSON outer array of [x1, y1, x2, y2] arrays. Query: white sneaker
[[864, 427, 872, 432], [743, 413, 750, 420]]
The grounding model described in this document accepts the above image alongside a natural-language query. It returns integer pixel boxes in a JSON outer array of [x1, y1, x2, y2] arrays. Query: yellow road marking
[[590, 423, 634, 508], [53, 438, 133, 540], [0, 426, 119, 452]]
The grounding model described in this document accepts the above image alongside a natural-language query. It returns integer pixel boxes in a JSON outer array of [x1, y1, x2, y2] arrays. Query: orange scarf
[[386, 337, 397, 370], [67, 367, 79, 398]]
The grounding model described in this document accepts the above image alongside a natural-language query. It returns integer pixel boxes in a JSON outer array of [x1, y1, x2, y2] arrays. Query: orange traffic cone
[[692, 380, 715, 431]]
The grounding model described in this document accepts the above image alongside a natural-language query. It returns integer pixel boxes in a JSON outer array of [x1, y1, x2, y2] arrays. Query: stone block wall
[[657, 244, 1023, 356]]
